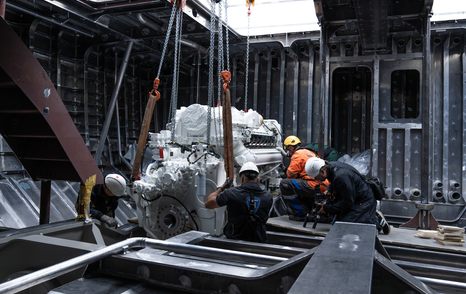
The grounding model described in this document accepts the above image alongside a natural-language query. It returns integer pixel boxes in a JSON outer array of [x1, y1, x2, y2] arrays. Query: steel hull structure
[[0, 221, 464, 293]]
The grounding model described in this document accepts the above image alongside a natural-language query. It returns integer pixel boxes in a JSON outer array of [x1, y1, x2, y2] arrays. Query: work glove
[[276, 146, 287, 157], [100, 215, 118, 228], [219, 178, 233, 192]]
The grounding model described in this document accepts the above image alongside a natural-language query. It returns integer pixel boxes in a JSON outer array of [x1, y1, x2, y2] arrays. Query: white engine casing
[[132, 104, 282, 239]]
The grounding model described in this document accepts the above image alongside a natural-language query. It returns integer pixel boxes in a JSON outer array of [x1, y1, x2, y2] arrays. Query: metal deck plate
[[288, 222, 377, 294]]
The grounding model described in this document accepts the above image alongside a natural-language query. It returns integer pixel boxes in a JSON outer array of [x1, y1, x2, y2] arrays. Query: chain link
[[225, 0, 230, 71], [207, 0, 216, 145], [156, 2, 178, 78], [217, 1, 224, 105], [244, 8, 251, 111], [169, 10, 183, 141]]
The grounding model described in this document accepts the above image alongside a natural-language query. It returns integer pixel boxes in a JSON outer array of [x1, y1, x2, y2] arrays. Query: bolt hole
[[435, 192, 443, 199], [451, 192, 461, 200], [163, 214, 177, 229]]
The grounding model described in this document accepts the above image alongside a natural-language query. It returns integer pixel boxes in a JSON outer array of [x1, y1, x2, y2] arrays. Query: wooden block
[[415, 230, 438, 239]]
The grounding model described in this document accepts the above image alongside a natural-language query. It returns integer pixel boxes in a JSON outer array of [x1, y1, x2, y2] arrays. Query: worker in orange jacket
[[279, 136, 328, 219]]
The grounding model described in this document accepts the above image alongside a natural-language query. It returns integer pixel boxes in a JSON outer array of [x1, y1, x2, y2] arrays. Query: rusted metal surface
[[220, 71, 234, 179], [132, 79, 161, 180], [0, 18, 102, 184], [0, 0, 5, 19]]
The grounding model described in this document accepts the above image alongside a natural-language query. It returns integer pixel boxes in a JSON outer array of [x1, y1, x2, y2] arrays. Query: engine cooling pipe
[[448, 191, 462, 204], [449, 180, 460, 190], [0, 237, 286, 294], [409, 188, 421, 199]]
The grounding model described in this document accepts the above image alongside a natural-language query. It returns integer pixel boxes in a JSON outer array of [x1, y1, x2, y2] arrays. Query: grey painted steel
[[417, 277, 466, 290], [422, 14, 433, 202], [5, 3, 94, 38], [374, 252, 435, 293], [253, 52, 259, 110], [292, 52, 299, 135], [288, 222, 376, 294], [115, 101, 132, 170], [0, 237, 287, 293], [324, 47, 330, 146], [196, 51, 201, 104], [95, 41, 133, 165], [279, 51, 285, 127], [265, 50, 272, 118], [307, 47, 314, 142], [318, 24, 326, 156], [442, 36, 450, 202], [463, 48, 466, 202], [0, 238, 143, 294], [372, 56, 380, 177]]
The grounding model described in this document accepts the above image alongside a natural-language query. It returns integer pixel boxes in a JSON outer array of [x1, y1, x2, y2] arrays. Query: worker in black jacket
[[305, 157, 378, 226], [205, 162, 273, 243], [90, 173, 127, 228]]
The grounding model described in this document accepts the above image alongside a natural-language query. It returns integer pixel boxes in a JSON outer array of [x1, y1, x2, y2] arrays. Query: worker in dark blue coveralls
[[305, 157, 379, 227], [205, 162, 273, 243], [90, 173, 127, 228]]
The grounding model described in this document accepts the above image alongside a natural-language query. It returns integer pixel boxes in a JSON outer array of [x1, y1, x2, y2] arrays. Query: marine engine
[[132, 104, 283, 239]]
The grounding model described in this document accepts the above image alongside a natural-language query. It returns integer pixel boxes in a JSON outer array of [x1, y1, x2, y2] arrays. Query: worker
[[305, 157, 380, 228], [279, 135, 328, 219], [205, 162, 272, 243], [90, 173, 127, 228]]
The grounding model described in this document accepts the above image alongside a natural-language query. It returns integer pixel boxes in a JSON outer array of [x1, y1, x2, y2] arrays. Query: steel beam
[[95, 41, 133, 165]]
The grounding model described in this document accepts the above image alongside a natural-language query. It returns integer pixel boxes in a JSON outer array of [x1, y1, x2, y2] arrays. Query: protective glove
[[276, 146, 287, 157], [100, 215, 118, 228], [219, 178, 233, 192]]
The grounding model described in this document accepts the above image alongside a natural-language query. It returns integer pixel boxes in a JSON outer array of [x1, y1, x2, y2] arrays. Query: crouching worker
[[90, 173, 127, 228], [205, 162, 273, 243], [305, 157, 379, 227], [280, 135, 328, 220]]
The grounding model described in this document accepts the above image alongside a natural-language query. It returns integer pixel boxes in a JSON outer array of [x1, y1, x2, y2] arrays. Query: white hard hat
[[239, 161, 259, 175], [305, 157, 326, 178], [104, 174, 127, 196]]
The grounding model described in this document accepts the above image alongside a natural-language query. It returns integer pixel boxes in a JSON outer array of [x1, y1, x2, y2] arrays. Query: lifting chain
[[244, 2, 252, 111], [217, 1, 224, 105], [207, 0, 216, 145], [149, 0, 179, 108], [169, 9, 183, 141], [225, 0, 230, 71]]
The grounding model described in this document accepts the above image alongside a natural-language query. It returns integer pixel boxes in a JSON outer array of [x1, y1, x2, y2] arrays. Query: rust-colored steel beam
[[221, 71, 234, 179], [131, 78, 161, 180], [0, 18, 102, 184], [0, 1, 5, 19]]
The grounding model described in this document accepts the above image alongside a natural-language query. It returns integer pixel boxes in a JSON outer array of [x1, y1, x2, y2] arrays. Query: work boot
[[377, 210, 390, 235]]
